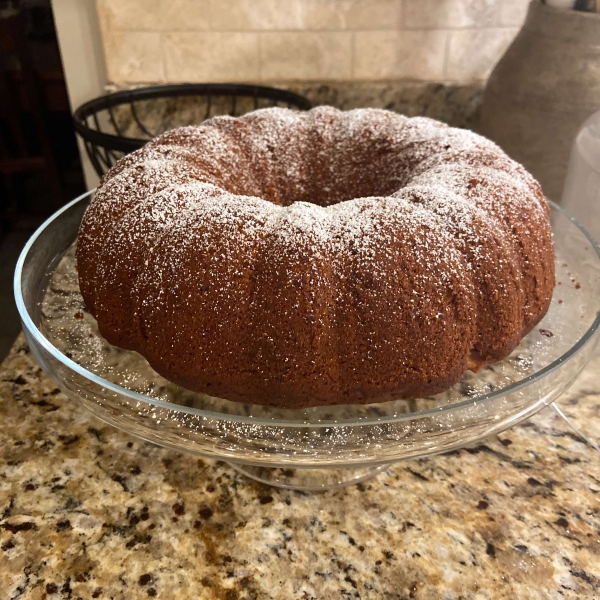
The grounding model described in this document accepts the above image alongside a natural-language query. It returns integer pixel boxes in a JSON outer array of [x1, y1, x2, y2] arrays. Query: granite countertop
[[1, 333, 599, 599]]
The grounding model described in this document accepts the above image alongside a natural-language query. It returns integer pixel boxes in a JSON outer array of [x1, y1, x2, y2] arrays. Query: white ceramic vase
[[480, 0, 600, 201]]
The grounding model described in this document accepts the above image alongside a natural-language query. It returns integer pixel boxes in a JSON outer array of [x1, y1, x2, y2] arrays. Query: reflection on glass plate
[[15, 192, 600, 488], [41, 240, 591, 422]]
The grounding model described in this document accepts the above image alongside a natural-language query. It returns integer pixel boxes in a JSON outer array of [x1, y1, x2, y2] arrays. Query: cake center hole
[[233, 148, 407, 208]]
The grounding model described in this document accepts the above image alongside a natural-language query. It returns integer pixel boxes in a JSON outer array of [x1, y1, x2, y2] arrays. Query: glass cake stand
[[14, 191, 600, 490]]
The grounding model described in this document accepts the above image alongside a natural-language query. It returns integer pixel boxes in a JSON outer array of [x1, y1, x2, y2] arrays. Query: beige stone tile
[[353, 31, 396, 79], [103, 32, 164, 83], [387, 30, 448, 80], [163, 32, 259, 82], [210, 0, 305, 30], [446, 28, 517, 80], [498, 0, 531, 27], [96, 0, 210, 31], [304, 0, 401, 30], [403, 0, 499, 29], [95, 0, 111, 38], [260, 32, 352, 80], [353, 30, 447, 80]]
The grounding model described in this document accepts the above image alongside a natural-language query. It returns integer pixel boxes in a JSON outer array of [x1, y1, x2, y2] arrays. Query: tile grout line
[[159, 32, 167, 83], [350, 30, 355, 80], [108, 25, 522, 34], [258, 31, 263, 81], [442, 28, 452, 81]]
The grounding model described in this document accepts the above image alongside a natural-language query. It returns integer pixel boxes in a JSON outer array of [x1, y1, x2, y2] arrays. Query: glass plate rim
[[13, 190, 600, 427]]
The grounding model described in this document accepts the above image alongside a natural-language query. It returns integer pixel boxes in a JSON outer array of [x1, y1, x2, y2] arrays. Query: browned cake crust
[[76, 107, 555, 408]]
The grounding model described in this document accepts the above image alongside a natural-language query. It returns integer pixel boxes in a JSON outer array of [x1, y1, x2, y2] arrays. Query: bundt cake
[[76, 106, 555, 408]]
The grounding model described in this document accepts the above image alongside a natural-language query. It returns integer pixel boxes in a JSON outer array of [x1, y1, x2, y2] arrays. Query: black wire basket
[[73, 83, 313, 178]]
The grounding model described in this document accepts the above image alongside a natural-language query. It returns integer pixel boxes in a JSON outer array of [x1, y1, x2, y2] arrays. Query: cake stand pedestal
[[226, 462, 394, 491]]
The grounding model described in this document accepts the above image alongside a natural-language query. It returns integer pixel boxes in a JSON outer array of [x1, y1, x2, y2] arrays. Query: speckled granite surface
[[1, 333, 599, 599]]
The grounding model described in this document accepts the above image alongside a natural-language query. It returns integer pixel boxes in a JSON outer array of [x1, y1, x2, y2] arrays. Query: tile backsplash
[[96, 0, 530, 85]]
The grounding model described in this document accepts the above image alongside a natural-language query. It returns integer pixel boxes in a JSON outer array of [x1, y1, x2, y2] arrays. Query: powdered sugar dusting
[[76, 106, 555, 407]]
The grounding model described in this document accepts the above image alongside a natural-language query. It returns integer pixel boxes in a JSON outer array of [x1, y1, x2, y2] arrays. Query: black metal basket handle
[[73, 83, 312, 178]]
